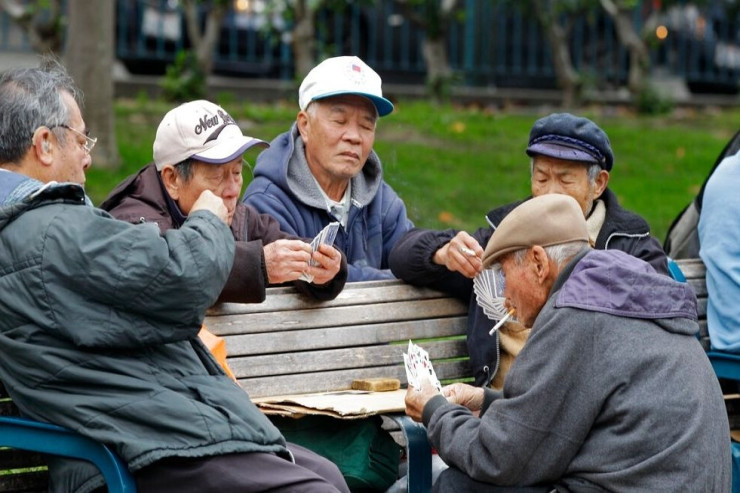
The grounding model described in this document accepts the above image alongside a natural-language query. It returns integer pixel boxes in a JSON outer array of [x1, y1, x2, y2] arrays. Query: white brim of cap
[[192, 136, 269, 164], [312, 91, 394, 117]]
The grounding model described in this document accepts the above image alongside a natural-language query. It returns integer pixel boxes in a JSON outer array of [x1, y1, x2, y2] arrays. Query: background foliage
[[88, 96, 739, 244]]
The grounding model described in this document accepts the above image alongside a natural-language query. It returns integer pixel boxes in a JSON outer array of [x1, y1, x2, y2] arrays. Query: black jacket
[[101, 163, 347, 304], [389, 188, 669, 387]]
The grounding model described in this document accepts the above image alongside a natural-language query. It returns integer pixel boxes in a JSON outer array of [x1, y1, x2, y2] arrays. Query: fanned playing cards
[[403, 341, 442, 392], [472, 268, 509, 322], [300, 222, 340, 282]]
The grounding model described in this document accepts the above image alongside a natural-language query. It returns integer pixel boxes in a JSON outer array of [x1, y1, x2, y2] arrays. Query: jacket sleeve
[[43, 207, 235, 349], [217, 239, 269, 303], [389, 226, 491, 299]]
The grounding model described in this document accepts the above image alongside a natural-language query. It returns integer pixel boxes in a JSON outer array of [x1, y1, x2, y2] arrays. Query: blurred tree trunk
[[65, 0, 118, 170], [0, 0, 64, 54], [393, 0, 459, 101], [181, 0, 228, 76], [292, 0, 317, 80], [530, 0, 583, 108], [599, 0, 650, 95]]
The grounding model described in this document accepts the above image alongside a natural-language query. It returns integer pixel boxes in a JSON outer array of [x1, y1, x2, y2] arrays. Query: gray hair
[[173, 159, 195, 182], [511, 240, 589, 268], [529, 159, 602, 185], [0, 57, 82, 164]]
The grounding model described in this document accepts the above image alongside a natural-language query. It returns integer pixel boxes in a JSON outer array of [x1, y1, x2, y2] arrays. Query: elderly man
[[243, 56, 414, 281], [102, 100, 347, 303], [0, 61, 349, 493], [405, 194, 730, 492], [390, 113, 669, 388]]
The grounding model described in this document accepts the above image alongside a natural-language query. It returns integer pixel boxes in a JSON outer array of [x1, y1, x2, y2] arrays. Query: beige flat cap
[[482, 194, 589, 268]]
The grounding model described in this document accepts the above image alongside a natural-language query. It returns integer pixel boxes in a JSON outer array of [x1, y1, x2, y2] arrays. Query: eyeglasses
[[52, 124, 97, 154]]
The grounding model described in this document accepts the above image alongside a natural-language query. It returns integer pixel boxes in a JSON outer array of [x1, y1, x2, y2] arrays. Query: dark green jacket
[[0, 173, 288, 493]]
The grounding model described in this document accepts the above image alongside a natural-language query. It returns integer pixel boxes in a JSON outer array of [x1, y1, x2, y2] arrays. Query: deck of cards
[[472, 268, 509, 322], [300, 222, 340, 282], [403, 341, 442, 392]]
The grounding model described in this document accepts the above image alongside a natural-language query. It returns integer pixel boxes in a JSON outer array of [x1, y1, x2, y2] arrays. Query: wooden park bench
[[203, 279, 471, 493]]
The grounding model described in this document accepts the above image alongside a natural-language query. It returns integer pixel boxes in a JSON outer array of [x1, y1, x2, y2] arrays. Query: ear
[[31, 127, 55, 166], [296, 110, 310, 141], [530, 246, 551, 284], [159, 165, 181, 200], [593, 169, 609, 199]]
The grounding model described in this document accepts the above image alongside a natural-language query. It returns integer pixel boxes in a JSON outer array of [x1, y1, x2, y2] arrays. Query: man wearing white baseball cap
[[102, 100, 347, 304], [243, 56, 414, 282]]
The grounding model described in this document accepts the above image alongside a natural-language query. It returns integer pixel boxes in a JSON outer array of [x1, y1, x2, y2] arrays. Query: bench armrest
[[0, 416, 136, 493]]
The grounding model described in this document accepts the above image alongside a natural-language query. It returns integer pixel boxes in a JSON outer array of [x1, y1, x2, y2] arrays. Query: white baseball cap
[[298, 56, 394, 117], [153, 100, 268, 170]]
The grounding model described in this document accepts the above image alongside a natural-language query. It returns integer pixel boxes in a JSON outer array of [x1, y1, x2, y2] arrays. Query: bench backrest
[[0, 383, 48, 493], [674, 259, 709, 349], [204, 280, 471, 398]]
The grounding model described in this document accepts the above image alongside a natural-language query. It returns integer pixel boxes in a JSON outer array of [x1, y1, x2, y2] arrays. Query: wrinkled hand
[[263, 239, 313, 284], [190, 190, 228, 224], [405, 376, 443, 423], [443, 383, 484, 412], [432, 231, 483, 278], [304, 243, 342, 285]]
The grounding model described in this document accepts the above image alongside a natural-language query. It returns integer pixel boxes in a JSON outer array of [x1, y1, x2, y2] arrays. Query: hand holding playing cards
[[305, 243, 342, 285], [263, 239, 315, 284], [404, 376, 442, 422]]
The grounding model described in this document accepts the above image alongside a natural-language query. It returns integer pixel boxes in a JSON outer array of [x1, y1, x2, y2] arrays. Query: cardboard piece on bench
[[253, 389, 406, 419]]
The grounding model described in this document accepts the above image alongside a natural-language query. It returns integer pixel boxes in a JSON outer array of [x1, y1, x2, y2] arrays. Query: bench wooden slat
[[229, 339, 467, 379], [207, 280, 456, 316], [1, 400, 19, 417], [207, 298, 467, 336], [222, 317, 467, 357], [0, 471, 48, 493], [240, 359, 471, 398], [0, 448, 48, 469]]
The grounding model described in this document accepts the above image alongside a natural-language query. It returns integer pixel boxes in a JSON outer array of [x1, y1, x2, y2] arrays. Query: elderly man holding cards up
[[405, 194, 730, 493], [102, 100, 347, 303]]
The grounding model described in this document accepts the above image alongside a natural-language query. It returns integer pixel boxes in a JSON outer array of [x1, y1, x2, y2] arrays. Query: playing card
[[300, 222, 341, 282], [403, 340, 442, 392]]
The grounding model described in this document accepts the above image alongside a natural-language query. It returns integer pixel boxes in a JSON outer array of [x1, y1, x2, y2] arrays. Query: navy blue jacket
[[243, 124, 413, 282]]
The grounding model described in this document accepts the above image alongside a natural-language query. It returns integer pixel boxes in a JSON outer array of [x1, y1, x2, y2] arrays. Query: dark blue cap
[[526, 113, 614, 171]]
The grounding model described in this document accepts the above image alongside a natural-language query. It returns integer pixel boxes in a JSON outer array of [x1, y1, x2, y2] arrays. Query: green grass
[[87, 98, 739, 244]]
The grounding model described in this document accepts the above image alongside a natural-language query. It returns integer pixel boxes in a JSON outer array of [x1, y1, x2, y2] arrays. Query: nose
[[342, 121, 362, 144], [82, 153, 92, 171], [222, 174, 242, 200]]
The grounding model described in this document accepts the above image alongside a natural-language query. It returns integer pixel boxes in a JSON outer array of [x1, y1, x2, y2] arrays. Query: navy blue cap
[[525, 113, 614, 171]]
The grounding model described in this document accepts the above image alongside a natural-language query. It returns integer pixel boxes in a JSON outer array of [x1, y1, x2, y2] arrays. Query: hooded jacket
[[0, 170, 289, 493], [422, 249, 730, 491], [100, 163, 347, 303], [389, 188, 670, 386], [243, 123, 413, 282]]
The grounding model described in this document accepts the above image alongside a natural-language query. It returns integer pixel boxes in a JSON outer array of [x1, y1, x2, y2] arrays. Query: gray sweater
[[423, 249, 730, 491]]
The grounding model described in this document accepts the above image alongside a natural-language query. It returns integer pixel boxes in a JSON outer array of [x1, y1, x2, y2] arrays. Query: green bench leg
[[388, 414, 432, 492]]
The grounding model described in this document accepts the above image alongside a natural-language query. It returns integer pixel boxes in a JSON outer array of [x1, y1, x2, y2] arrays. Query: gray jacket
[[0, 172, 289, 493], [422, 249, 730, 491]]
